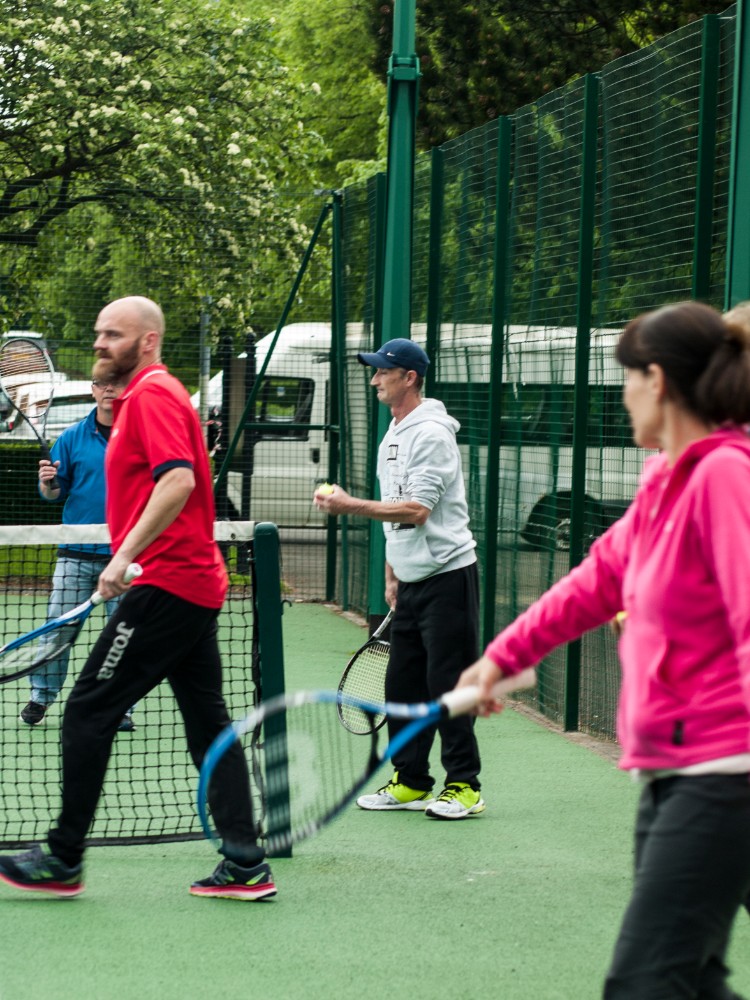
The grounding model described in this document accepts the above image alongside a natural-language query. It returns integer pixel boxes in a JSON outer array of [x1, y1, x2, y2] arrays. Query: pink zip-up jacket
[[485, 428, 750, 770]]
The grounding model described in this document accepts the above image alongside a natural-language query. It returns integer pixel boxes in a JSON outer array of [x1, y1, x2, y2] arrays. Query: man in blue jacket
[[20, 375, 134, 732]]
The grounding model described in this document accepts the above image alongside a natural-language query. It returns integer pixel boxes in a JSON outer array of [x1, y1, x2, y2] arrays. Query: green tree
[[252, 0, 388, 187], [366, 1, 733, 147], [0, 0, 324, 334]]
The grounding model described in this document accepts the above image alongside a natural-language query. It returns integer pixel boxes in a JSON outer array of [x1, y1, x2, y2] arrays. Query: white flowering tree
[[0, 0, 324, 338]]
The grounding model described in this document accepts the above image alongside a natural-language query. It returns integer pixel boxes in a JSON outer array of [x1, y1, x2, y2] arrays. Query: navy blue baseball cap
[[357, 338, 430, 376]]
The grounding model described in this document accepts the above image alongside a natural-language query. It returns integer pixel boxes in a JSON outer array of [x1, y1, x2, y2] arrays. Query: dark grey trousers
[[604, 773, 750, 999], [47, 585, 261, 868], [385, 563, 481, 790]]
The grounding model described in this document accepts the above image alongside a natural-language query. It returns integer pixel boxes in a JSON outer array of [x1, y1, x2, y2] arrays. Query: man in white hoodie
[[313, 338, 482, 819]]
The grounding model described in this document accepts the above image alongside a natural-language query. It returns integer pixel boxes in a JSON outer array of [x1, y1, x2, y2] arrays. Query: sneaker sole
[[0, 872, 84, 898], [19, 714, 46, 726], [189, 884, 277, 900], [425, 801, 486, 820], [356, 797, 435, 811]]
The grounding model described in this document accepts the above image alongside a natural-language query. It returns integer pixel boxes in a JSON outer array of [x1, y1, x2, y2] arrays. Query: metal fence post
[[483, 117, 512, 648], [564, 73, 600, 732], [726, 0, 750, 306], [365, 174, 390, 628], [693, 14, 720, 302], [254, 521, 291, 857], [424, 147, 444, 397], [329, 191, 346, 605]]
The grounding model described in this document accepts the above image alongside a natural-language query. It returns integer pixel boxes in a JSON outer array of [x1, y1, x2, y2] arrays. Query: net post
[[253, 521, 292, 858]]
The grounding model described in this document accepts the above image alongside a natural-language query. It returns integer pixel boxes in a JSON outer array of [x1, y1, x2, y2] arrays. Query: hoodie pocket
[[385, 526, 443, 582]]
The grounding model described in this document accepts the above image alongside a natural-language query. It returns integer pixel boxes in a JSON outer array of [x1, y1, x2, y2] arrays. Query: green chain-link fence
[[0, 5, 742, 743]]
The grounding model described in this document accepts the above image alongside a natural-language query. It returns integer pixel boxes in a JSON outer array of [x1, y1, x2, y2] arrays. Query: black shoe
[[189, 859, 277, 900], [117, 713, 135, 733], [0, 844, 84, 897], [20, 701, 47, 726]]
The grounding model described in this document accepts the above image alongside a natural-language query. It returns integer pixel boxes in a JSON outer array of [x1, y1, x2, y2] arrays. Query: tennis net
[[0, 521, 263, 848]]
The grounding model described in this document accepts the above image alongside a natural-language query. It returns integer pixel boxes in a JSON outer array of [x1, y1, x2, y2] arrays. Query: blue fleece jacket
[[39, 407, 111, 557]]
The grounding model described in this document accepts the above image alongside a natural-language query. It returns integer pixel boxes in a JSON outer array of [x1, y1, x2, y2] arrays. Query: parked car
[[0, 377, 94, 442], [24, 380, 97, 440], [0, 386, 13, 433]]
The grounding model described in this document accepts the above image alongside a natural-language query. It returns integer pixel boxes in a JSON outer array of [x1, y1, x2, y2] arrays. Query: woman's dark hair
[[615, 301, 750, 425]]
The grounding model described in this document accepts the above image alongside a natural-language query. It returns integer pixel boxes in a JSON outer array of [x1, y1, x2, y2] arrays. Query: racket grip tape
[[39, 450, 61, 492], [442, 667, 537, 717], [124, 563, 143, 583]]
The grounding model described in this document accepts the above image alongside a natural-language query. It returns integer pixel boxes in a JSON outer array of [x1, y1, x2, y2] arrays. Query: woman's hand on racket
[[456, 655, 516, 717], [38, 459, 62, 495]]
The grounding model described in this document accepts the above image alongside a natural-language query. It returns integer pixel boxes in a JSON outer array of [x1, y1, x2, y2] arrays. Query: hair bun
[[722, 319, 750, 353]]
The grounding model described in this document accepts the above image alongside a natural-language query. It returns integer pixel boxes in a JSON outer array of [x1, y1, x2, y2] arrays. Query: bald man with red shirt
[[0, 296, 275, 901]]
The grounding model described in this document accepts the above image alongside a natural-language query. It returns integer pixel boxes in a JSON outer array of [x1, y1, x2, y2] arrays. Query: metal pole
[[382, 0, 419, 339], [366, 0, 420, 625], [482, 118, 512, 648], [725, 0, 750, 307], [564, 73, 600, 732], [424, 147, 444, 399], [692, 15, 720, 302]]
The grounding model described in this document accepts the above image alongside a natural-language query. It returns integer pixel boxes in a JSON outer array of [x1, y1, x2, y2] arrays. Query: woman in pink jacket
[[460, 301, 750, 999]]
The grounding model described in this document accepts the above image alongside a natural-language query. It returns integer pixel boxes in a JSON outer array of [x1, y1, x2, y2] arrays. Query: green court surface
[[2, 602, 750, 1000]]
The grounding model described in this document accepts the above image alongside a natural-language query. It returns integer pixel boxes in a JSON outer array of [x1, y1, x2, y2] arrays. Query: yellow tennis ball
[[318, 483, 335, 495]]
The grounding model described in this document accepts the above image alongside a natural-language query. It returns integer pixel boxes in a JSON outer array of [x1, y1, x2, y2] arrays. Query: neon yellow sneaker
[[356, 772, 435, 811], [425, 782, 485, 820]]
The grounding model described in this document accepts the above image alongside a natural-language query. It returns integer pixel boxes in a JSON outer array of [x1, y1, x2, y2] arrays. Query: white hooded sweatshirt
[[377, 398, 477, 583]]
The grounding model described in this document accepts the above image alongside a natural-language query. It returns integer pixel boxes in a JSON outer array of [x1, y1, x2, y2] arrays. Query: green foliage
[[366, 1, 733, 147], [0, 0, 325, 338], [251, 0, 388, 187]]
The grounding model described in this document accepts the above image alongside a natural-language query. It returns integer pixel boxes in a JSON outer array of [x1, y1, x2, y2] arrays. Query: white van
[[430, 324, 646, 549], [195, 321, 645, 543], [195, 323, 333, 527]]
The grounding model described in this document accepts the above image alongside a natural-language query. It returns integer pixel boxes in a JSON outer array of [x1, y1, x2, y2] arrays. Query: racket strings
[[338, 640, 389, 733], [215, 699, 378, 853], [0, 342, 55, 409], [0, 627, 76, 674]]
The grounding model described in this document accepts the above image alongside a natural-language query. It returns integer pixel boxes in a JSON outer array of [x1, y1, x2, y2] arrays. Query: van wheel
[[522, 494, 603, 552]]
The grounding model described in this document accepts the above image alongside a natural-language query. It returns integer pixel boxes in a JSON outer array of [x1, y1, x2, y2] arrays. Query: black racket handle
[[39, 448, 60, 493]]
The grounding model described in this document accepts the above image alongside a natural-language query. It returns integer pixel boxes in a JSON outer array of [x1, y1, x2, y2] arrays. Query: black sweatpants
[[47, 585, 262, 868], [385, 563, 481, 791], [603, 774, 750, 999]]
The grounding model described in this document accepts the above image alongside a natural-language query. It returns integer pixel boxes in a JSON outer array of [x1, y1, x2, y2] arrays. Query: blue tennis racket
[[0, 563, 142, 683], [197, 668, 536, 854]]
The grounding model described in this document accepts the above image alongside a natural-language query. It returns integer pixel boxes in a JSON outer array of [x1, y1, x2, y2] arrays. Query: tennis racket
[[0, 337, 60, 488], [197, 667, 536, 855], [0, 563, 143, 683], [337, 609, 393, 734]]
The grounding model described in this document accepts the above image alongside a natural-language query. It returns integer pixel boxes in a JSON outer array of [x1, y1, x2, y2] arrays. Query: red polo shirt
[[107, 364, 228, 608]]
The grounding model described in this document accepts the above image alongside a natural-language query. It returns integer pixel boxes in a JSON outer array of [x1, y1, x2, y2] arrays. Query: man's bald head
[[109, 296, 165, 339], [93, 295, 166, 384]]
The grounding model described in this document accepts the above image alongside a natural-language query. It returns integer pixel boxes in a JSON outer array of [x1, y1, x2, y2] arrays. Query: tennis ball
[[318, 482, 335, 495]]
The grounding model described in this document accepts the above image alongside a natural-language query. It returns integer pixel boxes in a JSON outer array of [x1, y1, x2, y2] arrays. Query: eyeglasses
[[92, 379, 118, 388]]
